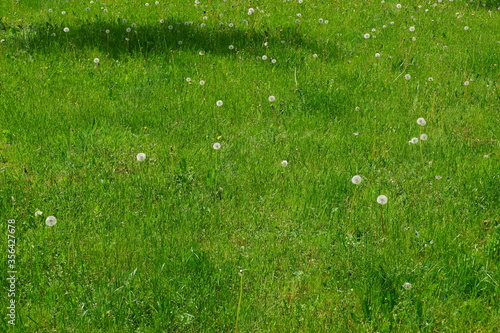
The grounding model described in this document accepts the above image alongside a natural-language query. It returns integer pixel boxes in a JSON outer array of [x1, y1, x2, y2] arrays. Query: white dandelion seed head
[[216, 100, 223, 107], [229, 45, 234, 50], [262, 55, 268, 60], [126, 27, 131, 32], [404, 74, 411, 80], [464, 26, 469, 30], [105, 29, 110, 34], [145, 3, 149, 6], [86, 7, 90, 11], [409, 26, 415, 32], [62, 11, 67, 15], [377, 195, 388, 205], [271, 59, 277, 64], [420, 134, 428, 141], [351, 175, 362, 185], [186, 77, 192, 82], [248, 8, 255, 15], [463, 81, 470, 86], [417, 117, 426, 126], [428, 77, 434, 81], [199, 50, 205, 55], [396, 4, 402, 8], [155, 1, 159, 4], [35, 211, 43, 217], [268, 95, 275, 102], [375, 53, 381, 57], [355, 106, 361, 111], [45, 216, 57, 226], [281, 160, 288, 167], [410, 137, 419, 144], [159, 19, 165, 24], [136, 153, 146, 161], [363, 33, 370, 39], [312, 53, 318, 58], [318, 18, 324, 24], [199, 80, 205, 85], [131, 23, 137, 28], [213, 142, 221, 150], [94, 58, 100, 64], [122, 19, 127, 23], [435, 175, 442, 180], [295, 19, 301, 23], [178, 40, 183, 45], [63, 27, 70, 32], [296, 13, 301, 17], [168, 25, 173, 30], [403, 282, 412, 290]]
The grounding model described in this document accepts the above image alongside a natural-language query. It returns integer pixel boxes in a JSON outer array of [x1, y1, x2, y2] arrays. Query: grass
[[1, 0, 499, 331]]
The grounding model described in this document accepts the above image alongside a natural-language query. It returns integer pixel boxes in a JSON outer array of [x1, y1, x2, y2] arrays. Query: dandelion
[[168, 25, 173, 30], [377, 195, 388, 205], [375, 53, 381, 57], [213, 142, 221, 150], [155, 1, 159, 4], [45, 216, 57, 226], [248, 8, 255, 15], [271, 59, 277, 64], [62, 11, 67, 15], [281, 160, 288, 167], [295, 19, 300, 23], [105, 29, 110, 34], [136, 153, 146, 161], [186, 77, 192, 82], [312, 54, 318, 58], [199, 80, 205, 85], [178, 41, 183, 45], [409, 26, 415, 32], [355, 107, 361, 111], [35, 211, 43, 217], [409, 137, 419, 144], [435, 175, 442, 180], [363, 33, 370, 39], [351, 175, 362, 185], [402, 282, 412, 290], [122, 19, 127, 23], [86, 7, 90, 11], [94, 58, 100, 64], [229, 45, 234, 50], [145, 3, 149, 6], [131, 23, 137, 28], [126, 27, 131, 32], [428, 77, 434, 81], [464, 26, 469, 30], [417, 117, 426, 126], [63, 27, 70, 32], [199, 51, 205, 55], [216, 100, 223, 107], [268, 96, 275, 102], [262, 55, 268, 60], [159, 19, 164, 24], [463, 81, 469, 86], [404, 74, 411, 80], [318, 18, 324, 24], [396, 4, 402, 8], [420, 134, 428, 141]]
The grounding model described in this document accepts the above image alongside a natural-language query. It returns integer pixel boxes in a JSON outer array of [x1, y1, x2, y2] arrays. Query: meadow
[[0, 0, 499, 331]]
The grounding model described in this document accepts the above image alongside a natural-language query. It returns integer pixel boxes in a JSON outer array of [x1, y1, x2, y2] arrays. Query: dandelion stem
[[235, 272, 244, 333]]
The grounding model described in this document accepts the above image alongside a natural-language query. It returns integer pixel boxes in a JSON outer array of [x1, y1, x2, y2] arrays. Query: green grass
[[1, 0, 499, 332]]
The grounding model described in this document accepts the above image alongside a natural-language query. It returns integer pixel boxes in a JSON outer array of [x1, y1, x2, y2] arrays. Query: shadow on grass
[[1, 18, 333, 60]]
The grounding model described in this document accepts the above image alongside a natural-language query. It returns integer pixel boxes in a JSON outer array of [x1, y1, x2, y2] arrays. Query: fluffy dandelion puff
[[136, 153, 146, 161], [409, 137, 419, 144], [403, 282, 412, 290], [199, 80, 205, 85], [271, 59, 277, 64], [268, 96, 275, 102], [409, 26, 415, 32], [420, 134, 428, 141], [463, 81, 470, 86], [45, 216, 57, 226], [35, 211, 43, 217], [63, 27, 70, 32], [375, 53, 381, 57], [281, 160, 288, 167], [94, 58, 100, 64], [229, 45, 234, 50], [396, 4, 402, 8], [216, 100, 223, 107], [416, 117, 426, 126], [351, 175, 362, 185], [404, 74, 411, 80], [377, 195, 388, 205], [363, 33, 370, 39], [262, 55, 268, 60], [464, 26, 469, 30], [435, 175, 442, 180], [213, 142, 221, 150]]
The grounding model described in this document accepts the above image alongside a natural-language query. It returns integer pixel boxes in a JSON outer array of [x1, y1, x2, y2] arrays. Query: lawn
[[1, 0, 499, 332]]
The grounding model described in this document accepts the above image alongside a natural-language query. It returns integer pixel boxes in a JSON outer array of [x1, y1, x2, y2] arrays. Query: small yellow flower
[[217, 135, 222, 139]]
